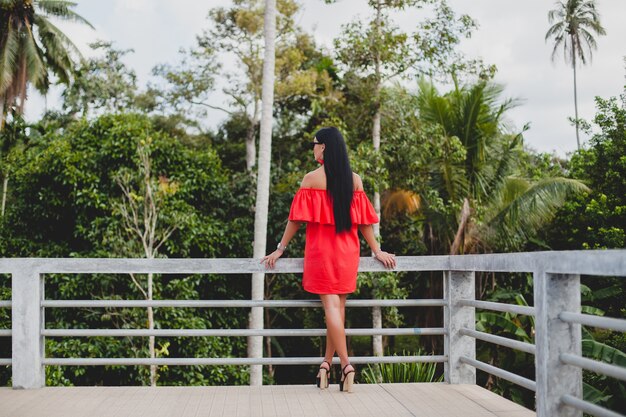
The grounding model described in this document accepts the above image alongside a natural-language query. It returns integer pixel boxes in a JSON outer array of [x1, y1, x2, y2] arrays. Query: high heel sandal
[[339, 363, 355, 393], [316, 360, 332, 389]]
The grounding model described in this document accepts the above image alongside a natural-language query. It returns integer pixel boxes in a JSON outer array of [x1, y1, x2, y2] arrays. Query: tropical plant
[[545, 0, 606, 149], [361, 348, 443, 383], [0, 0, 93, 219], [409, 78, 589, 254], [0, 0, 93, 125]]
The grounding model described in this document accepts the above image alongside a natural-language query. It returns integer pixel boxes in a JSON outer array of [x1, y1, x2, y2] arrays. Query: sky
[[24, 0, 626, 157]]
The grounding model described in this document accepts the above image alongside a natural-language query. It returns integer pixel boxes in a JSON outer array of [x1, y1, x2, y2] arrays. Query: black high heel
[[316, 360, 332, 389], [339, 363, 355, 392]]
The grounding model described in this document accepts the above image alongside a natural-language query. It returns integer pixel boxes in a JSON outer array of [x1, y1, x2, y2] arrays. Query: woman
[[260, 126, 397, 393]]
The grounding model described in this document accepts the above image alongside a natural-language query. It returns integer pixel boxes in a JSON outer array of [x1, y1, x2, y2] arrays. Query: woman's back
[[302, 167, 364, 191]]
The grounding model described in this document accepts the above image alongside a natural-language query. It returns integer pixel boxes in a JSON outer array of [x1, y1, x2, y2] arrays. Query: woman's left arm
[[261, 220, 304, 269]]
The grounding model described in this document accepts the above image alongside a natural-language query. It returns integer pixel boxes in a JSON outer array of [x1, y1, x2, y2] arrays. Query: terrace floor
[[0, 382, 535, 417]]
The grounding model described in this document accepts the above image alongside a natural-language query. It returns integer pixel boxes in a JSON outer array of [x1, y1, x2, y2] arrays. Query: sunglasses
[[309, 141, 322, 150]]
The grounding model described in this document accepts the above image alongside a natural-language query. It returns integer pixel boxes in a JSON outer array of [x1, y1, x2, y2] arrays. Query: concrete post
[[534, 271, 582, 417], [11, 268, 45, 388], [444, 270, 476, 384]]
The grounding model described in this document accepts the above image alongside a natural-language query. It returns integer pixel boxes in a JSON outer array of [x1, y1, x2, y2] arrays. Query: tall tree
[[0, 0, 92, 218], [248, 0, 276, 386], [0, 0, 93, 125], [155, 0, 331, 173], [114, 138, 187, 386], [62, 41, 139, 118], [545, 0, 606, 150]]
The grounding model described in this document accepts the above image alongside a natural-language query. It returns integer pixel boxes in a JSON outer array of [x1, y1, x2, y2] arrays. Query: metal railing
[[1, 250, 625, 417]]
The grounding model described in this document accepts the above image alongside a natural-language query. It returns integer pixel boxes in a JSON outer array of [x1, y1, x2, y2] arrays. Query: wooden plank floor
[[0, 383, 535, 417]]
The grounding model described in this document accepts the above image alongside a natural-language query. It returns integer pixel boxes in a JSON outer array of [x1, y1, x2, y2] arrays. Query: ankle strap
[[342, 363, 353, 373]]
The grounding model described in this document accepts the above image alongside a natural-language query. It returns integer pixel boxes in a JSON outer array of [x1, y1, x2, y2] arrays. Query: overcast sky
[[24, 0, 626, 157]]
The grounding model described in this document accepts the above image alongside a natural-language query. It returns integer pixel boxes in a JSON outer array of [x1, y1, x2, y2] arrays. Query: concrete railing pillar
[[534, 271, 582, 417], [11, 268, 45, 389], [444, 270, 476, 384]]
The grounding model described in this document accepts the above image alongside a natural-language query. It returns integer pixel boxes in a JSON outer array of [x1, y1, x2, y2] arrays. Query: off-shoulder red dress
[[288, 188, 379, 294]]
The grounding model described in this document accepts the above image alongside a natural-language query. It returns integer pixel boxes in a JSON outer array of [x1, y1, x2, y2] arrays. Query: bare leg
[[320, 294, 346, 367], [319, 294, 354, 379]]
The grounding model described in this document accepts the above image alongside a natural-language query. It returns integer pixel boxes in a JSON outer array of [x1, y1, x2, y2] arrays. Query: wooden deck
[[0, 383, 534, 417]]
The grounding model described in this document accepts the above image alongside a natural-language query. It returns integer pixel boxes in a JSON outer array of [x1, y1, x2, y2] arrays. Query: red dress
[[287, 188, 379, 294]]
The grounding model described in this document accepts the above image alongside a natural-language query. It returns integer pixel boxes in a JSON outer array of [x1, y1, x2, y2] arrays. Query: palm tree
[[249, 0, 277, 386], [0, 0, 92, 218], [0, 0, 93, 127], [545, 0, 606, 150], [410, 78, 589, 254]]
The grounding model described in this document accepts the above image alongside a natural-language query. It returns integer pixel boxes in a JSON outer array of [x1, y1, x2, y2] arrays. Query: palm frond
[[0, 20, 19, 94], [487, 177, 590, 248], [34, 0, 95, 29], [545, 0, 605, 65], [34, 14, 81, 84], [484, 128, 526, 198], [21, 24, 48, 91], [381, 189, 421, 217]]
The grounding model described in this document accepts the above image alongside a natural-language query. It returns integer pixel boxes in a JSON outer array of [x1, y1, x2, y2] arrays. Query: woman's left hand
[[261, 250, 283, 269]]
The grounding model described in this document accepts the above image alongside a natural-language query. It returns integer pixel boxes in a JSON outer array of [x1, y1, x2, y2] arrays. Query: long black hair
[[315, 127, 354, 233]]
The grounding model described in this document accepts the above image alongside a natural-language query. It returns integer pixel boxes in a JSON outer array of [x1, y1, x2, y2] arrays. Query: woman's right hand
[[375, 250, 396, 269], [261, 250, 283, 269]]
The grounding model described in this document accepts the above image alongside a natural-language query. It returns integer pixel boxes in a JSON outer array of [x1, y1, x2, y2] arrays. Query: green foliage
[[361, 349, 442, 383], [0, 113, 254, 386], [542, 88, 626, 250]]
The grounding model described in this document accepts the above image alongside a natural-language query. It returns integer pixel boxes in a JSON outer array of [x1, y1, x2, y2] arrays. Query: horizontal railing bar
[[459, 299, 535, 316], [0, 329, 11, 337], [0, 301, 10, 308], [0, 359, 11, 366], [2, 250, 625, 275], [42, 327, 446, 337], [42, 355, 448, 366], [559, 311, 626, 333], [560, 353, 626, 382], [0, 256, 450, 274], [448, 250, 626, 275], [459, 356, 536, 392], [42, 299, 446, 308], [561, 394, 625, 417], [459, 328, 535, 355]]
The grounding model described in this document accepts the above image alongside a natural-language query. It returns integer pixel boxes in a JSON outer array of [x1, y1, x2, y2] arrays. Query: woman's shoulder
[[300, 169, 325, 189], [352, 172, 364, 191], [299, 170, 364, 191]]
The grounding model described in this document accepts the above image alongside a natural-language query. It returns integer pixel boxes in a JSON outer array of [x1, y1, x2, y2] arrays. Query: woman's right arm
[[358, 224, 396, 269]]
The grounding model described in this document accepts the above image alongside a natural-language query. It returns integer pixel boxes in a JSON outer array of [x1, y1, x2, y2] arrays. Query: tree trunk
[[572, 41, 580, 150], [450, 198, 470, 255], [1, 95, 6, 218], [0, 96, 5, 131], [371, 0, 384, 360], [248, 0, 277, 386], [148, 271, 156, 386], [371, 105, 384, 360], [246, 103, 259, 172], [264, 307, 274, 379], [1, 174, 8, 217]]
